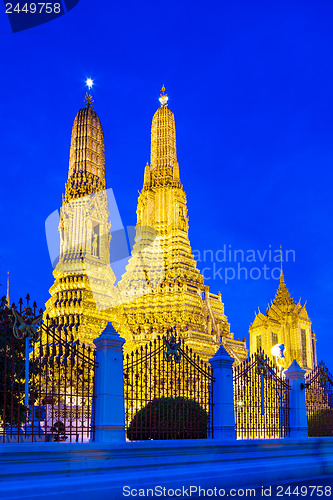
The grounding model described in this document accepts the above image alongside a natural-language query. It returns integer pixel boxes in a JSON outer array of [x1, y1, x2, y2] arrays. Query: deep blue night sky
[[1, 1, 333, 370]]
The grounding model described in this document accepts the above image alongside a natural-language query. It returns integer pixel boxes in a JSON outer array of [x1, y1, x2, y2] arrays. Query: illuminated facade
[[44, 88, 121, 344], [118, 88, 247, 362], [45, 86, 247, 361], [249, 265, 317, 371]]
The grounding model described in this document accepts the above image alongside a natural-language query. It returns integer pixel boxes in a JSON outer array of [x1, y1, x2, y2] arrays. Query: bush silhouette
[[127, 396, 209, 441]]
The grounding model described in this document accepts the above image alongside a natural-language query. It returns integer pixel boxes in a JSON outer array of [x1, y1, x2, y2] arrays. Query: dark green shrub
[[127, 396, 209, 441]]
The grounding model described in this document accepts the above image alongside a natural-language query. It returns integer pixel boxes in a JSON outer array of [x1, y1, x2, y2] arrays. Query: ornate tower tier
[[45, 87, 120, 344], [150, 103, 177, 172], [118, 88, 248, 362], [67, 106, 106, 184], [249, 262, 317, 371]]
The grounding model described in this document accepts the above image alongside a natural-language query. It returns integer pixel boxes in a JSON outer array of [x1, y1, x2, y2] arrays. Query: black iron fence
[[7, 294, 333, 444], [233, 350, 290, 439], [124, 334, 213, 440], [305, 362, 333, 437], [0, 296, 96, 443]]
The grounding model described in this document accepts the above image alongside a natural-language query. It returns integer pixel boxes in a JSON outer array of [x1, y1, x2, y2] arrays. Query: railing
[[124, 334, 213, 441], [0, 296, 96, 443], [305, 362, 333, 437], [233, 350, 290, 439]]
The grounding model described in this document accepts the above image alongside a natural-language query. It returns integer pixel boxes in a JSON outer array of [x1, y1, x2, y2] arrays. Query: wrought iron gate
[[124, 334, 213, 440], [305, 362, 333, 437], [233, 350, 290, 439], [0, 296, 96, 443]]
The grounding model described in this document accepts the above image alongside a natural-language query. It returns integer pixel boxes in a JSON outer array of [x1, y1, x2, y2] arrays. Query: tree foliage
[[0, 296, 26, 425]]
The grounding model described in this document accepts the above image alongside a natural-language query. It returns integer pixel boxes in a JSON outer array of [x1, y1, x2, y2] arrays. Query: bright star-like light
[[86, 78, 94, 89], [159, 94, 168, 106]]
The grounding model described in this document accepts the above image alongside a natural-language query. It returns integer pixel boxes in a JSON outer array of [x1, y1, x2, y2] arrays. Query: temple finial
[[280, 245, 284, 283], [270, 246, 294, 306], [6, 271, 10, 307], [159, 85, 169, 107], [84, 78, 94, 108]]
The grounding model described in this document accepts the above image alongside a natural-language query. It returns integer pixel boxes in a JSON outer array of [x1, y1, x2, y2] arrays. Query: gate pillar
[[209, 344, 236, 440], [93, 322, 126, 443], [284, 360, 308, 439]]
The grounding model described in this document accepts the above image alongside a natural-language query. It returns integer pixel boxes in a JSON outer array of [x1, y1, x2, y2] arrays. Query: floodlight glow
[[159, 94, 169, 107], [86, 78, 94, 89]]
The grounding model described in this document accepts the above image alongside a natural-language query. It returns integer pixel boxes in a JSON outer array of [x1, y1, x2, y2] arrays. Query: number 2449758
[[5, 3, 61, 14]]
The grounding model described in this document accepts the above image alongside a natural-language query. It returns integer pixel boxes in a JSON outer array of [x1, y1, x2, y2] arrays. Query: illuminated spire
[[6, 271, 10, 307], [117, 90, 248, 363], [84, 78, 94, 108], [66, 81, 105, 200], [151, 87, 177, 172]]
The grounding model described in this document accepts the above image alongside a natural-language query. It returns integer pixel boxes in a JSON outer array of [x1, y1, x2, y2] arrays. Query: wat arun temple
[[44, 83, 317, 369]]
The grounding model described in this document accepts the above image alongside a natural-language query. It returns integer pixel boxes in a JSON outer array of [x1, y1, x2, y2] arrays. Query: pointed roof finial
[[84, 78, 94, 108], [159, 84, 169, 107], [6, 271, 10, 307], [280, 245, 284, 283], [268, 245, 295, 308]]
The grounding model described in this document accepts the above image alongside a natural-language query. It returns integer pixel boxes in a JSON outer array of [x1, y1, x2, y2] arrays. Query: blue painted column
[[209, 344, 236, 440], [284, 360, 308, 439], [93, 322, 126, 443]]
